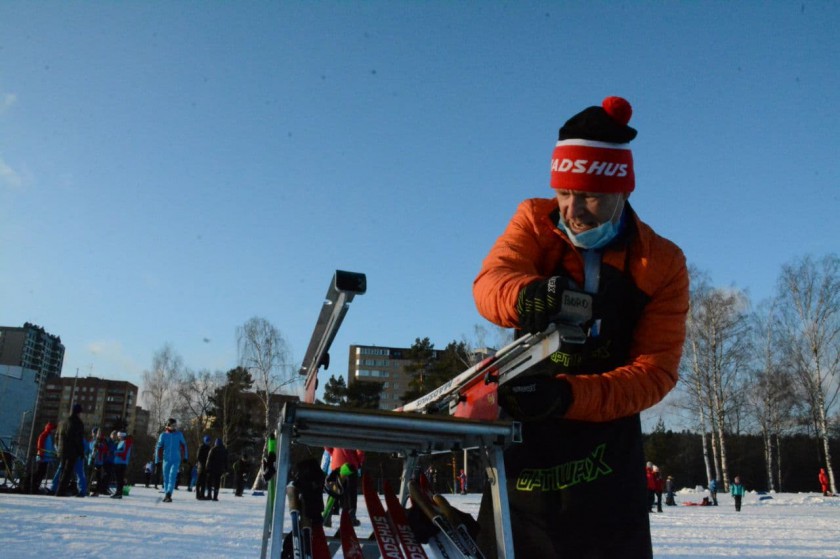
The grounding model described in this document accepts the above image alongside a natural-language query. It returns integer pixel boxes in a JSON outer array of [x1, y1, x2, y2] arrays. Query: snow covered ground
[[1, 485, 838, 558]]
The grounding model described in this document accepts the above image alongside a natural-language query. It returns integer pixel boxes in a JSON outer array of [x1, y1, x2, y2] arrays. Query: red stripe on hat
[[550, 140, 635, 193]]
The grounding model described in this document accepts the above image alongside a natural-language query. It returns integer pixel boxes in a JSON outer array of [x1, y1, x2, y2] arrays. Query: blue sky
[[1, 2, 838, 401]]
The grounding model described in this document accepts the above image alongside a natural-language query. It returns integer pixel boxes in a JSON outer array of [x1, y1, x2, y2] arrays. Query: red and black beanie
[[550, 96, 637, 193]]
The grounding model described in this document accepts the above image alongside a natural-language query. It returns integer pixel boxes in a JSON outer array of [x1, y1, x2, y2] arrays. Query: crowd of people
[[28, 407, 255, 503], [646, 462, 747, 511], [28, 403, 135, 499]]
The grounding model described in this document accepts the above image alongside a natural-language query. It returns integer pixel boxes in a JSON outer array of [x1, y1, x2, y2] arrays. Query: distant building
[[39, 376, 139, 436], [346, 344, 436, 410], [0, 322, 65, 384], [346, 344, 498, 410], [134, 407, 150, 437], [0, 365, 39, 453]]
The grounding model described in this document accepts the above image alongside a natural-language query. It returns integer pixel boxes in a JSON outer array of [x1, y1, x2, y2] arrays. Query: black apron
[[477, 256, 653, 559]]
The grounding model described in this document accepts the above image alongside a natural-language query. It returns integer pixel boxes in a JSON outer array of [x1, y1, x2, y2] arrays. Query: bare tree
[[211, 367, 253, 450], [680, 268, 752, 489], [236, 317, 297, 488], [776, 254, 840, 495], [680, 282, 717, 485], [141, 344, 184, 435], [748, 299, 799, 491], [471, 323, 515, 353], [174, 368, 220, 451]]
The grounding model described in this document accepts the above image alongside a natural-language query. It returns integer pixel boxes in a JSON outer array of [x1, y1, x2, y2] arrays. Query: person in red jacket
[[653, 466, 664, 512], [30, 422, 57, 493], [819, 468, 830, 496], [645, 462, 657, 512], [324, 447, 365, 526], [473, 96, 689, 558]]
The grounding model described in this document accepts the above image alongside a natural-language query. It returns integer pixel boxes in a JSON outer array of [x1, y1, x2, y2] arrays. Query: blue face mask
[[558, 202, 625, 250]]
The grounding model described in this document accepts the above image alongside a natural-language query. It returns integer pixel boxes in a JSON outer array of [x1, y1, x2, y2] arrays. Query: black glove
[[406, 504, 439, 544], [516, 276, 573, 334], [498, 375, 572, 422]]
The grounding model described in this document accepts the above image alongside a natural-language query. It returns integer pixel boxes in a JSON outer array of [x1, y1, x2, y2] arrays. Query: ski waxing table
[[260, 270, 530, 559], [262, 402, 521, 559]]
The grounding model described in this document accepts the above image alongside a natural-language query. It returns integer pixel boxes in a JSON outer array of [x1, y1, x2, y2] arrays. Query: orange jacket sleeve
[[473, 198, 689, 423]]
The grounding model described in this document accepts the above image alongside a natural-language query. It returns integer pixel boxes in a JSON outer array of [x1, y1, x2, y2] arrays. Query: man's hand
[[498, 375, 572, 422], [516, 276, 571, 334]]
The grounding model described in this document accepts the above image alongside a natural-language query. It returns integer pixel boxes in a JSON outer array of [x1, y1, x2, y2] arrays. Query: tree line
[[668, 254, 839, 494]]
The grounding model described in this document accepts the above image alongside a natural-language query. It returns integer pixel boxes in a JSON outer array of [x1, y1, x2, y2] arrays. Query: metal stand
[[261, 402, 521, 559]]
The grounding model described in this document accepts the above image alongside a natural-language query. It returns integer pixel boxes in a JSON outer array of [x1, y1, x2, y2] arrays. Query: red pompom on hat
[[602, 96, 632, 126], [551, 96, 638, 193]]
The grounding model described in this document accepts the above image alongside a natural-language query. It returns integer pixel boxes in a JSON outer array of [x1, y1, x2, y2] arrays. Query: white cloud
[[0, 157, 24, 189], [0, 93, 16, 114]]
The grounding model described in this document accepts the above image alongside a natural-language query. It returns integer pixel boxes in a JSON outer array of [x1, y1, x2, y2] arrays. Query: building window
[[359, 347, 389, 356]]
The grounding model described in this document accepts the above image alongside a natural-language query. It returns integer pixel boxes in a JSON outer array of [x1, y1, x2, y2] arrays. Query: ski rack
[[261, 401, 522, 559]]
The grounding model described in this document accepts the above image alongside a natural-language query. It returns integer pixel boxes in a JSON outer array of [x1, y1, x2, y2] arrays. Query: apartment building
[[39, 376, 139, 435], [0, 322, 65, 384]]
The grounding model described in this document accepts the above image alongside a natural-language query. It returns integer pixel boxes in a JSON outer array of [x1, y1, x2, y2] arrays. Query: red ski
[[382, 479, 430, 559], [362, 474, 405, 558], [340, 509, 365, 559], [309, 522, 331, 559]]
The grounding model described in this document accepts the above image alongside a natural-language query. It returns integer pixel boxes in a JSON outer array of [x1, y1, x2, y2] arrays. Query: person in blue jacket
[[709, 478, 719, 506], [155, 418, 188, 503], [112, 432, 132, 499], [730, 475, 745, 512]]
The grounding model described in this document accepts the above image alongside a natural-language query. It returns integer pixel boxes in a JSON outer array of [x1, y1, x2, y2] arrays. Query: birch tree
[[681, 270, 720, 486], [174, 368, 220, 451], [776, 254, 840, 495], [748, 299, 799, 491], [236, 317, 297, 488], [141, 344, 184, 434], [681, 268, 752, 489]]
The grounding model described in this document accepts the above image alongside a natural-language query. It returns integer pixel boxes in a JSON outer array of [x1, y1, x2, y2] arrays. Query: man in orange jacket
[[473, 96, 689, 558]]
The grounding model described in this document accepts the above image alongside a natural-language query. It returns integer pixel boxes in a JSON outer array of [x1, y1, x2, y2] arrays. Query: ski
[[397, 312, 588, 420], [408, 480, 481, 559], [309, 522, 330, 559], [340, 509, 365, 559], [432, 494, 486, 559], [362, 474, 405, 558], [381, 479, 430, 559], [417, 472, 483, 556], [409, 476, 465, 559]]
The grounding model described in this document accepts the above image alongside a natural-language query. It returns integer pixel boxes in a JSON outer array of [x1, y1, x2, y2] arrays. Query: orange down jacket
[[473, 197, 689, 423]]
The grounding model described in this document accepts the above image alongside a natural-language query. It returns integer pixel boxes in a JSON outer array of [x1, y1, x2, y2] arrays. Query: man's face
[[555, 189, 627, 233]]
